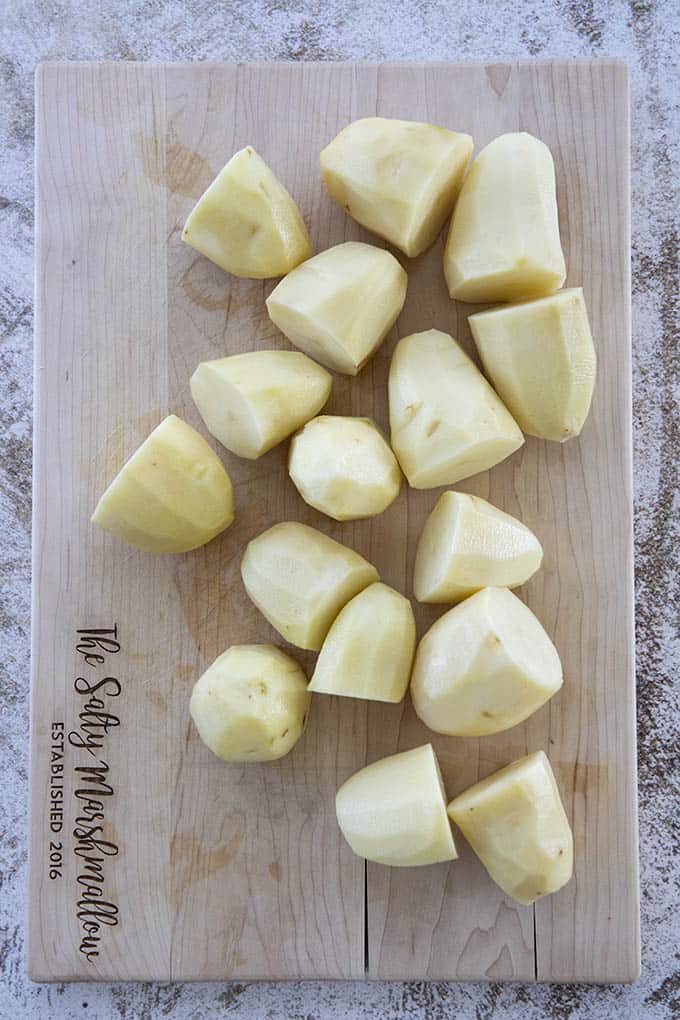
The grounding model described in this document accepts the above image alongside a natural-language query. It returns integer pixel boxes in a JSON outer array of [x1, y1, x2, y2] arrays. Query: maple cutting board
[[29, 60, 639, 983]]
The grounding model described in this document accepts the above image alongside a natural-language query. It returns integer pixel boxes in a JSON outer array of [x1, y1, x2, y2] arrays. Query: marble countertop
[[1, 1, 678, 1017]]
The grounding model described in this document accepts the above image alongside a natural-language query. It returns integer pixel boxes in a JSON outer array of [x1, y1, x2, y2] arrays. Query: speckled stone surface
[[1, 1, 678, 1017]]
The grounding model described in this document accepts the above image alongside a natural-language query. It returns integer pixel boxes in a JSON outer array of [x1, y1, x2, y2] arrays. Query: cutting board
[[29, 60, 639, 983]]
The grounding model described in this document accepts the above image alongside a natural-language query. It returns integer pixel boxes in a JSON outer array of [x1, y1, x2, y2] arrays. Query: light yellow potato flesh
[[336, 744, 458, 866], [410, 586, 562, 736], [189, 644, 311, 763], [241, 522, 379, 651], [321, 117, 473, 257], [191, 350, 332, 460], [288, 416, 401, 521], [444, 132, 566, 303], [266, 242, 407, 375], [182, 146, 311, 279], [414, 492, 543, 603], [469, 288, 597, 442], [388, 329, 524, 488], [91, 415, 234, 553], [447, 751, 573, 904], [309, 582, 415, 702]]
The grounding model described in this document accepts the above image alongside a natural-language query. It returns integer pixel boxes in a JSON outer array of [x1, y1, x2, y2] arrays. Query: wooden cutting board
[[29, 60, 639, 983]]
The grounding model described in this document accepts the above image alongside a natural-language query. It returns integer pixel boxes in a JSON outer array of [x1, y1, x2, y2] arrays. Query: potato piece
[[336, 744, 457, 866], [447, 751, 573, 904], [414, 492, 543, 603], [91, 415, 234, 553], [388, 329, 523, 488], [266, 242, 407, 375], [469, 288, 597, 442], [191, 351, 332, 460], [241, 522, 378, 651], [410, 587, 562, 736], [182, 146, 311, 278], [309, 582, 415, 702], [444, 132, 566, 303], [288, 416, 401, 521], [189, 644, 310, 763], [321, 117, 473, 257]]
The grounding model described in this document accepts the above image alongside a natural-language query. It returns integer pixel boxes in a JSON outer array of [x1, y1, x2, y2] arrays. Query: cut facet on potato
[[266, 242, 407, 375], [444, 132, 566, 303], [309, 582, 416, 702], [336, 744, 457, 866], [321, 117, 473, 257], [288, 416, 401, 521], [241, 522, 379, 651], [182, 146, 312, 278], [191, 351, 332, 460], [91, 415, 234, 553], [469, 288, 597, 442], [389, 329, 524, 488], [447, 751, 573, 904], [414, 492, 543, 603], [410, 586, 563, 736], [189, 644, 311, 763]]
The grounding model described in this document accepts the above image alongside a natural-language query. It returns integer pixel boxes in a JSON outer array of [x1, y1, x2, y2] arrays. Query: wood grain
[[29, 60, 638, 982]]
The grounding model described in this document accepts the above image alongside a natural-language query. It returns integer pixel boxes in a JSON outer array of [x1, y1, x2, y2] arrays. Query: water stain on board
[[180, 257, 231, 312], [135, 132, 215, 200], [171, 831, 243, 907], [485, 63, 513, 98], [176, 664, 196, 684], [144, 688, 168, 711], [456, 899, 532, 977]]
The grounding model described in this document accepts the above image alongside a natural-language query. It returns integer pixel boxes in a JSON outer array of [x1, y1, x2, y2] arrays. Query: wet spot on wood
[[135, 133, 215, 199], [180, 257, 231, 312], [485, 63, 512, 97]]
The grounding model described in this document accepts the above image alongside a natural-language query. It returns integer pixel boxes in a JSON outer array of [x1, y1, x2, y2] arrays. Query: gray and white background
[[1, 1, 678, 1017]]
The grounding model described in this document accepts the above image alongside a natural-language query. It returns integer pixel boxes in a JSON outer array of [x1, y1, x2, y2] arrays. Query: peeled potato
[[321, 117, 473, 257], [182, 146, 311, 278], [288, 416, 401, 521], [189, 644, 311, 763], [309, 582, 415, 703], [266, 242, 407, 375], [91, 415, 234, 553], [336, 744, 458, 866], [444, 132, 566, 303], [410, 586, 563, 736], [469, 288, 597, 442], [448, 751, 573, 904], [191, 350, 332, 459], [389, 329, 523, 488], [414, 492, 543, 603], [241, 522, 378, 651]]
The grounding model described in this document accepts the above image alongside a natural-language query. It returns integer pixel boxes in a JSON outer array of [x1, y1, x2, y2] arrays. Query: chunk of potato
[[241, 522, 378, 651], [321, 117, 473, 257], [266, 242, 407, 375], [444, 132, 566, 303], [469, 288, 597, 442], [336, 744, 458, 866], [410, 587, 562, 736], [447, 751, 573, 904], [91, 415, 234, 553], [388, 329, 523, 488], [182, 146, 311, 278], [309, 582, 415, 702], [414, 492, 543, 603], [190, 644, 310, 763], [288, 416, 401, 521], [191, 350, 332, 460]]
